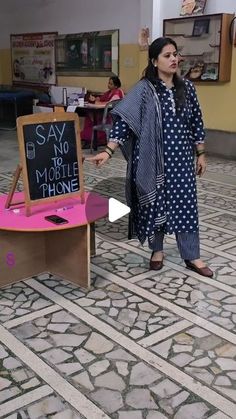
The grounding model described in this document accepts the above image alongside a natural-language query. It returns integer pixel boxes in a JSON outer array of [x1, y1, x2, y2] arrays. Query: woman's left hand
[[196, 154, 207, 177]]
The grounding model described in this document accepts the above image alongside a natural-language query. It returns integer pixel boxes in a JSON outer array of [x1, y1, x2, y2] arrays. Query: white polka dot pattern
[[109, 79, 204, 237]]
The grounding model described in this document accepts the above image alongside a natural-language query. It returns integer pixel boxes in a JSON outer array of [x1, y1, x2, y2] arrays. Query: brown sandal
[[149, 252, 164, 271], [185, 260, 213, 278]]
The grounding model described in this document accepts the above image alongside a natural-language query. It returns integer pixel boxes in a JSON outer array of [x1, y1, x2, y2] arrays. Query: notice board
[[11, 32, 57, 86]]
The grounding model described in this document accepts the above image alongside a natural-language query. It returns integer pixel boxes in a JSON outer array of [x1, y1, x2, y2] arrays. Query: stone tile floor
[[0, 134, 236, 418]]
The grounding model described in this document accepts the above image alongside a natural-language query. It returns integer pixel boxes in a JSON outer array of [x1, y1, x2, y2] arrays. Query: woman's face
[[108, 78, 115, 90], [153, 44, 178, 77]]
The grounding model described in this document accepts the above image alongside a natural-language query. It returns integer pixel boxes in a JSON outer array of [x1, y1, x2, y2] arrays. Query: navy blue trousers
[[148, 231, 200, 260]]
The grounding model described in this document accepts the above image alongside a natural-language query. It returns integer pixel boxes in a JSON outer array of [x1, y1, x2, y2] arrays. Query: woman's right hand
[[86, 152, 110, 167]]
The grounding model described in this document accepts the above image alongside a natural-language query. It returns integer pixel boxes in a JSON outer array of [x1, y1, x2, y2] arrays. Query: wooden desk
[[0, 192, 108, 288]]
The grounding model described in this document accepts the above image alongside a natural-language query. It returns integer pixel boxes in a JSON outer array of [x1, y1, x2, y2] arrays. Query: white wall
[[0, 10, 17, 48], [0, 0, 141, 48], [0, 0, 235, 48], [140, 0, 153, 32], [205, 0, 236, 14]]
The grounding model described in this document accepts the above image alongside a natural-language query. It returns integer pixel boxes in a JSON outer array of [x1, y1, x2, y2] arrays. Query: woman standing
[[88, 37, 213, 278]]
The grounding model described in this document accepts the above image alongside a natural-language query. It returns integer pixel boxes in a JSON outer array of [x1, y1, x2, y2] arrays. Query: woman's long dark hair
[[143, 37, 186, 107]]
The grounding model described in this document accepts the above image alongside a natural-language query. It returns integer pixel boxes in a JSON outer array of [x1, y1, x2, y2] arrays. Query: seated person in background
[[89, 76, 124, 103], [81, 76, 124, 148]]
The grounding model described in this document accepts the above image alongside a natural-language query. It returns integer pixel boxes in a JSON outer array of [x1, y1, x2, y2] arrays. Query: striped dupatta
[[111, 79, 167, 244]]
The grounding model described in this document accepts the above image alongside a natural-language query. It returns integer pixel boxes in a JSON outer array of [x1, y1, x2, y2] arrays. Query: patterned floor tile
[[222, 244, 236, 256], [203, 214, 236, 234], [135, 269, 236, 333], [96, 217, 129, 242], [198, 193, 236, 212], [2, 393, 84, 418], [0, 282, 53, 323], [162, 236, 236, 285], [1, 141, 236, 418], [150, 325, 236, 403], [9, 309, 220, 418], [198, 206, 220, 219], [0, 173, 23, 194], [92, 241, 149, 278], [38, 274, 182, 341], [205, 158, 236, 177], [0, 342, 43, 404], [197, 178, 236, 199], [199, 225, 236, 247]]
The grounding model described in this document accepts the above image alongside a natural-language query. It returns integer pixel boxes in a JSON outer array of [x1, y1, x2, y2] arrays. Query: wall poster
[[138, 27, 150, 51], [11, 32, 57, 86], [180, 0, 207, 16]]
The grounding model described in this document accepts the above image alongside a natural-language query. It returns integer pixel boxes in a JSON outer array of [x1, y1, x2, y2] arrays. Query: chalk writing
[[0, 249, 15, 268], [23, 121, 80, 200], [6, 252, 15, 267]]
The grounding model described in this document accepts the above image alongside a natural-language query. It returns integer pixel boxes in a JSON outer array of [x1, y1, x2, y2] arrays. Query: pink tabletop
[[0, 192, 108, 232]]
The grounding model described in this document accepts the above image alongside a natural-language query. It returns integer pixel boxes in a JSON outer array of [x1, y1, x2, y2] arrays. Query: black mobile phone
[[44, 214, 68, 225]]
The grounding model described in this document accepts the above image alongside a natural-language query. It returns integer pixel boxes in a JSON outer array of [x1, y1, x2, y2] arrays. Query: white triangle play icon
[[108, 198, 130, 222]]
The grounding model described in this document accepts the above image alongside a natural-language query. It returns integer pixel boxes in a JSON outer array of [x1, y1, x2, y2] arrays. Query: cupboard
[[163, 14, 234, 82]]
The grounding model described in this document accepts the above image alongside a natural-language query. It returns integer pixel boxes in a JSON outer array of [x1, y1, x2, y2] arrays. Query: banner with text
[[11, 32, 57, 86]]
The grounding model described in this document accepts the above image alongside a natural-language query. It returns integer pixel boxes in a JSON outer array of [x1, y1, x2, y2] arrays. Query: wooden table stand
[[0, 222, 96, 288]]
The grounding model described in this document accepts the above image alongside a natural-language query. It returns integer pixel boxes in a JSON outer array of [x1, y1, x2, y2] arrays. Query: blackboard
[[17, 112, 84, 212]]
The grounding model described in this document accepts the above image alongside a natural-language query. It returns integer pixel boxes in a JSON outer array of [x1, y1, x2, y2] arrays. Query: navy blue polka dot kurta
[[109, 79, 205, 236]]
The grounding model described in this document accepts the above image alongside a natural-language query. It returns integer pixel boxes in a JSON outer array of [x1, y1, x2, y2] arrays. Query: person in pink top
[[81, 76, 124, 148]]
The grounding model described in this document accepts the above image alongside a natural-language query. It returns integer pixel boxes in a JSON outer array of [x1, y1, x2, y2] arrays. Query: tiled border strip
[[201, 221, 236, 236], [4, 304, 61, 329], [138, 320, 192, 347], [0, 325, 110, 419], [121, 266, 169, 284], [199, 190, 236, 202], [200, 211, 225, 221], [189, 242, 235, 262], [215, 241, 236, 252], [20, 278, 236, 418], [198, 203, 236, 217], [92, 265, 236, 345], [0, 385, 53, 417], [200, 176, 236, 186], [91, 264, 236, 346], [166, 235, 236, 261]]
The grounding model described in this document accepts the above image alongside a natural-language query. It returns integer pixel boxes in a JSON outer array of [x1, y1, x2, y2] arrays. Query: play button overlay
[[86, 176, 130, 242], [109, 198, 130, 222]]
